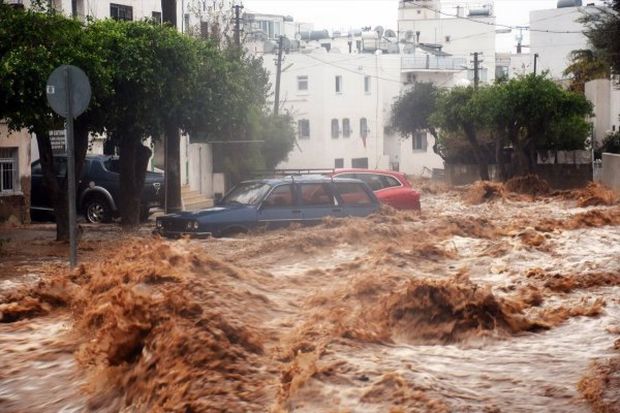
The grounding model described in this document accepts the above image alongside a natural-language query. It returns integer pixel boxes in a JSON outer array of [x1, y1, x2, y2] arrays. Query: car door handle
[[292, 209, 302, 214]]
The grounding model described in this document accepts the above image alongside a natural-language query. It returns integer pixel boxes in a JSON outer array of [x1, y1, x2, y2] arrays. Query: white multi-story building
[[254, 1, 495, 176], [259, 31, 469, 175]]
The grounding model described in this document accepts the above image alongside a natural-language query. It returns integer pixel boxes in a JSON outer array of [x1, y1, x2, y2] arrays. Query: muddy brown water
[[0, 191, 619, 412]]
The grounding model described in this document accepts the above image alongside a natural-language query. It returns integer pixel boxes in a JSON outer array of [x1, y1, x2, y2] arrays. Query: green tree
[[85, 20, 205, 228], [0, 5, 109, 240], [563, 49, 610, 93], [497, 74, 592, 175], [431, 86, 491, 180], [389, 82, 443, 157], [597, 131, 620, 156], [189, 45, 294, 185], [582, 1, 620, 80]]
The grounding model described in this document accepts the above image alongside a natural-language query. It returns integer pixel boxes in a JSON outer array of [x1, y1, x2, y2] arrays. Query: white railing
[[401, 55, 467, 71]]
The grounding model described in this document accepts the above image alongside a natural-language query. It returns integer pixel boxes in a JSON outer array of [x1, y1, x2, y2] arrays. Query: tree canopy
[[0, 5, 295, 233], [391, 74, 593, 180]]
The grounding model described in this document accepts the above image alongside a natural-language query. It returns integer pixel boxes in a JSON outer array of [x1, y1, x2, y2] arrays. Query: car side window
[[357, 174, 383, 191], [262, 184, 294, 208], [380, 175, 401, 188], [300, 183, 336, 206], [335, 182, 373, 205]]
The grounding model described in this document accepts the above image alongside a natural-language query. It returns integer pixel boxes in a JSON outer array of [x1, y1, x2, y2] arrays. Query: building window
[[334, 158, 344, 168], [200, 21, 209, 39], [351, 157, 369, 168], [364, 76, 371, 94], [331, 119, 340, 138], [0, 148, 18, 193], [335, 75, 343, 93], [413, 132, 428, 151], [110, 3, 133, 21], [342, 118, 351, 137], [297, 75, 308, 91], [298, 119, 310, 139], [360, 118, 369, 138], [184, 13, 190, 33], [151, 11, 162, 24]]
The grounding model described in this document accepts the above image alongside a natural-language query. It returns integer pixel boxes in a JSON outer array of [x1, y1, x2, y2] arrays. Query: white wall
[[529, 6, 598, 80], [585, 78, 620, 145], [398, 0, 441, 21]]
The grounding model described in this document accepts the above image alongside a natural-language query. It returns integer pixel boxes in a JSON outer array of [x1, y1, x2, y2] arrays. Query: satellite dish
[[374, 25, 384, 38]]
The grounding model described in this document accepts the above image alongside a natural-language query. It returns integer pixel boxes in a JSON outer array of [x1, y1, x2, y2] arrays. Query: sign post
[[46, 65, 91, 268]]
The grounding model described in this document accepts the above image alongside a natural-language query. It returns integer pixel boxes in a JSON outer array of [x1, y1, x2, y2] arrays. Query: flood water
[[0, 186, 618, 412]]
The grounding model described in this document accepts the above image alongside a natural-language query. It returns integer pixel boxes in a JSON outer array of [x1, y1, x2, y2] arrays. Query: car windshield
[[221, 182, 271, 205]]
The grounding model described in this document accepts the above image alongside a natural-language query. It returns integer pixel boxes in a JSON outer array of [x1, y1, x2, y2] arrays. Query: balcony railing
[[401, 55, 467, 71]]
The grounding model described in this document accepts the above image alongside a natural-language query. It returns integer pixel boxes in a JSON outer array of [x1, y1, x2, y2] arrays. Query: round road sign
[[46, 65, 92, 118]]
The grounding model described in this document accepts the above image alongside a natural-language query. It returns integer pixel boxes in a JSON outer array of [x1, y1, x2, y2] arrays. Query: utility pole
[[233, 3, 243, 47], [533, 53, 539, 75], [274, 35, 284, 115], [471, 52, 483, 89]]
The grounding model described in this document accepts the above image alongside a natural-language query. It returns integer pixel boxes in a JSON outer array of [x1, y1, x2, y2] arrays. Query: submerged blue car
[[155, 176, 380, 238]]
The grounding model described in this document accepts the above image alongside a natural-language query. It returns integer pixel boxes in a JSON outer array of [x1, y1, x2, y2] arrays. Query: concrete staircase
[[182, 185, 214, 211]]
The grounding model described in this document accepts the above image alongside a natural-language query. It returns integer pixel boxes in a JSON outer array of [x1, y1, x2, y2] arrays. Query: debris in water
[[505, 174, 550, 197], [463, 181, 505, 204], [578, 357, 620, 413]]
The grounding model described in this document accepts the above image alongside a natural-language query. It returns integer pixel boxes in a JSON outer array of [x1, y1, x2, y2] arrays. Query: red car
[[329, 169, 421, 210]]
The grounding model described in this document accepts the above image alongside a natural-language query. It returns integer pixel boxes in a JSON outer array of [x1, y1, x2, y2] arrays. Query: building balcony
[[401, 55, 467, 72]]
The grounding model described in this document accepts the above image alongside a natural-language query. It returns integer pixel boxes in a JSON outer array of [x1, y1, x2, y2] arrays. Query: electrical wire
[[407, 1, 619, 34]]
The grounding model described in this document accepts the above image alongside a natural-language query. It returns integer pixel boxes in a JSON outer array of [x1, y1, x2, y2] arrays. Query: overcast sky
[[242, 0, 602, 52]]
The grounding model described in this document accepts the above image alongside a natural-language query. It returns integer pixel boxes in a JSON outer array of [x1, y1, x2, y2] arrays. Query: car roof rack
[[251, 168, 336, 177]]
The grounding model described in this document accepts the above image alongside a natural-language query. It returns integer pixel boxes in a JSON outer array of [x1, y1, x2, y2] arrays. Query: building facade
[[529, 1, 601, 80], [0, 124, 31, 224], [585, 78, 620, 146]]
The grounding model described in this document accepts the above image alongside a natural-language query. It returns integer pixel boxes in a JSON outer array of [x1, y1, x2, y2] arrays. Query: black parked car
[[155, 175, 380, 238], [31, 154, 164, 223]]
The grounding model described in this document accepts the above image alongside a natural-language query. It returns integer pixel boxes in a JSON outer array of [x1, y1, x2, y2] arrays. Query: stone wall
[[445, 150, 594, 189]]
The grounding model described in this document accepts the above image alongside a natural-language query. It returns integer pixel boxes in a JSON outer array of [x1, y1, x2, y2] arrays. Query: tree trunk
[[119, 137, 152, 231], [35, 130, 70, 241], [35, 119, 90, 242], [429, 127, 446, 160], [463, 124, 489, 181], [165, 123, 182, 213], [495, 132, 507, 181]]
